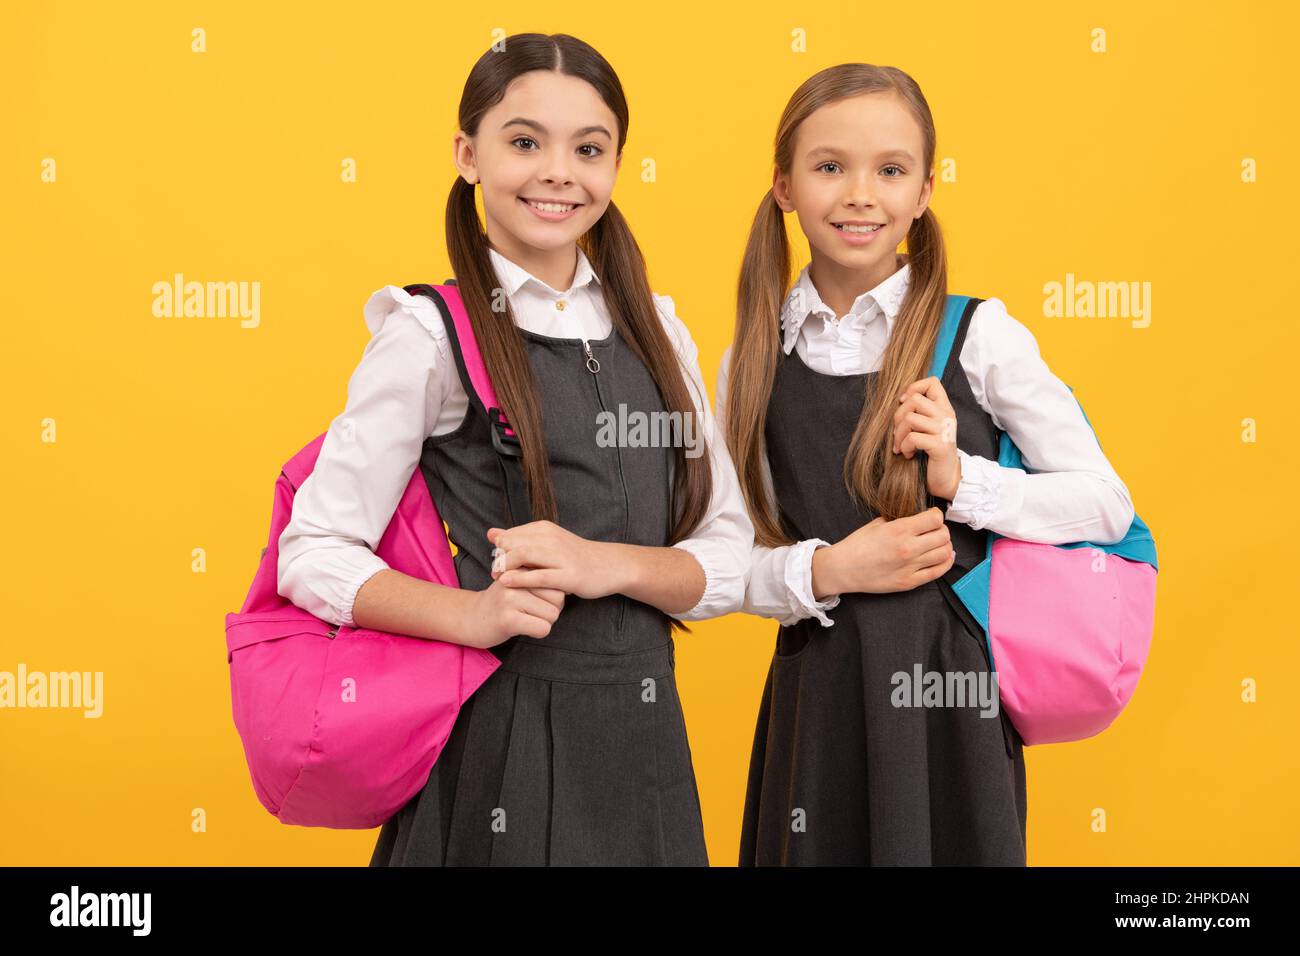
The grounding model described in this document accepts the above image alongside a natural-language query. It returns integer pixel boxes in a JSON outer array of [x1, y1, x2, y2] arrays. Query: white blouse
[[277, 245, 755, 628], [715, 256, 1136, 628]]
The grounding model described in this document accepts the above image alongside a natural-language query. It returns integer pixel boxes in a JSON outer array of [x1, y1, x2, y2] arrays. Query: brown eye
[[511, 136, 538, 151]]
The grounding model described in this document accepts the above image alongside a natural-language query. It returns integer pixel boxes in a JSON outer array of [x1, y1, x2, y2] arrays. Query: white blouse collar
[[779, 256, 911, 355], [487, 245, 601, 299]]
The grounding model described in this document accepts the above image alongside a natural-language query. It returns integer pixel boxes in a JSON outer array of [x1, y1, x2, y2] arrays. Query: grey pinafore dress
[[369, 288, 709, 866], [739, 296, 1028, 866]]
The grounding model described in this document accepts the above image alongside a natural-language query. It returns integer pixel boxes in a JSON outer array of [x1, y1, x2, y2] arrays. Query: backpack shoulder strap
[[403, 281, 532, 526], [926, 294, 982, 380], [404, 282, 521, 459]]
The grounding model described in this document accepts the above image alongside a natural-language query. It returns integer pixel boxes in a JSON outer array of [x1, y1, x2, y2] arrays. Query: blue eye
[[817, 162, 841, 174], [511, 136, 538, 151], [882, 165, 904, 177]]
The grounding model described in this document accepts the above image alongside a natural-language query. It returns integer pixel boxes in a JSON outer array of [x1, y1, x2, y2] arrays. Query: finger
[[500, 567, 561, 591], [513, 588, 562, 624], [488, 525, 537, 552], [898, 431, 937, 458], [499, 545, 541, 573], [509, 610, 552, 639], [896, 506, 945, 532], [911, 541, 954, 570], [892, 412, 943, 453], [529, 586, 567, 610], [893, 391, 941, 427], [909, 547, 957, 585], [909, 525, 952, 555], [899, 376, 942, 402]]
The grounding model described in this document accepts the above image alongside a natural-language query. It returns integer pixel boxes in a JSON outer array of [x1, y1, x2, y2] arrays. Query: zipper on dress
[[582, 337, 628, 634]]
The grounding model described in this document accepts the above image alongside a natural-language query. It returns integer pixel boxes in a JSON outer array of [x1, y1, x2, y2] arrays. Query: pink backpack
[[932, 295, 1159, 746], [225, 283, 504, 829]]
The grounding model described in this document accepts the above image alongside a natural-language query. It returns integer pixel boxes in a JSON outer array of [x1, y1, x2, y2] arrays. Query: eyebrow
[[501, 117, 613, 140], [806, 146, 917, 163]]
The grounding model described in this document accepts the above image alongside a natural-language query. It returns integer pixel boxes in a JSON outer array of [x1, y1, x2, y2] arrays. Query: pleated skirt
[[370, 640, 709, 866], [739, 580, 1028, 866]]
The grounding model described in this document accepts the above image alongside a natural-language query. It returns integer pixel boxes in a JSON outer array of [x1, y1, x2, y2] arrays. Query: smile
[[519, 197, 583, 220]]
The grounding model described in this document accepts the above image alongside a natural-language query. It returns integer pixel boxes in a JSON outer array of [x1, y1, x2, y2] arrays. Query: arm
[[276, 286, 477, 642], [945, 298, 1136, 545], [715, 343, 840, 627], [489, 295, 759, 621], [651, 294, 757, 620]]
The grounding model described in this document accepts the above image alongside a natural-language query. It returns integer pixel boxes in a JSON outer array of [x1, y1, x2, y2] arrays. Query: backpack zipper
[[582, 337, 627, 635]]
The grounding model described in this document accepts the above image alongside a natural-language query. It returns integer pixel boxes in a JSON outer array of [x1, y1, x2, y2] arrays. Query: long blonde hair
[[726, 64, 949, 547]]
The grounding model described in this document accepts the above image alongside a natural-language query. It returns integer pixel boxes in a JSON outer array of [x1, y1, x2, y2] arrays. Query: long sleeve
[[276, 286, 454, 627], [944, 297, 1136, 545], [652, 294, 755, 620], [715, 344, 841, 628]]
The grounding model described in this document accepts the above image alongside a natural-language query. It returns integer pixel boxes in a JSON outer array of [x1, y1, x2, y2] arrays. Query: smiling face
[[453, 69, 621, 280], [774, 91, 934, 298]]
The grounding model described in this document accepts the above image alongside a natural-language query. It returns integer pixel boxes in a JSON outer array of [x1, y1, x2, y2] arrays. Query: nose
[[844, 169, 877, 208], [538, 152, 575, 188]]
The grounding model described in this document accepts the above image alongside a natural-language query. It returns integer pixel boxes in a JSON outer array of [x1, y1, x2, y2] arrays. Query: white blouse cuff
[[945, 450, 1004, 530], [787, 538, 840, 627], [670, 538, 745, 621], [337, 559, 389, 629]]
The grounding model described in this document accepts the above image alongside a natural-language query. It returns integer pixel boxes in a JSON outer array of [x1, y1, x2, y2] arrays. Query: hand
[[892, 375, 961, 501], [811, 507, 955, 596], [486, 520, 624, 600], [456, 576, 566, 648]]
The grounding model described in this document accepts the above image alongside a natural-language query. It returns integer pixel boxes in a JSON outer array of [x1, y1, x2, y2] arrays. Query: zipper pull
[[582, 338, 601, 374]]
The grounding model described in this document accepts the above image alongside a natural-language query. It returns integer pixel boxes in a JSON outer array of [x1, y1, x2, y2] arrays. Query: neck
[[485, 226, 579, 293], [807, 250, 903, 318]]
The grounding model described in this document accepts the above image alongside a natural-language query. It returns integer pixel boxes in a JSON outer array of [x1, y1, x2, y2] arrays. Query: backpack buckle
[[488, 407, 522, 458]]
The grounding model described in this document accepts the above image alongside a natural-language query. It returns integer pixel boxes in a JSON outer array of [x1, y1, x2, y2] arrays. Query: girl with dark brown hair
[[719, 64, 1135, 865], [277, 33, 753, 865]]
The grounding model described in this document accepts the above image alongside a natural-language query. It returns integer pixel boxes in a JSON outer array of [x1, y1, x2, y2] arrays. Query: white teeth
[[527, 200, 576, 213], [835, 223, 882, 233]]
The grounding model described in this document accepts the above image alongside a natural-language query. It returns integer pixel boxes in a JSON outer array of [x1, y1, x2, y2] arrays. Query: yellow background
[[3, 0, 1296, 865]]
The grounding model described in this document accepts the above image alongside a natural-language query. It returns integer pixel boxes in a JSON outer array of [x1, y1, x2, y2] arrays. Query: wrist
[[450, 586, 485, 646], [938, 456, 962, 502], [810, 542, 841, 600], [597, 540, 637, 598]]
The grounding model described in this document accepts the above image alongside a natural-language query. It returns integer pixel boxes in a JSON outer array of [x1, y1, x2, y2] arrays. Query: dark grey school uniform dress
[[739, 296, 1028, 866], [369, 285, 709, 866]]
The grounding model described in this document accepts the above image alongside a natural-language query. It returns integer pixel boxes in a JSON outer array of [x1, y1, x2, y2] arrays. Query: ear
[[771, 166, 795, 213], [914, 169, 935, 220], [614, 151, 622, 174], [452, 130, 478, 185]]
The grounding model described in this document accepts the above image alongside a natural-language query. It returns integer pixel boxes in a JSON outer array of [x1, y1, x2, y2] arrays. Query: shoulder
[[651, 291, 700, 366], [363, 284, 450, 355], [963, 295, 1043, 367]]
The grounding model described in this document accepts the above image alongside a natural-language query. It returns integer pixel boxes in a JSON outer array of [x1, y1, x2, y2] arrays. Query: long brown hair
[[726, 64, 949, 548], [447, 34, 712, 626]]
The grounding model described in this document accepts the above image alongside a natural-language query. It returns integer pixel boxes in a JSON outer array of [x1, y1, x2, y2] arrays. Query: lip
[[831, 220, 885, 245], [519, 196, 584, 222]]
